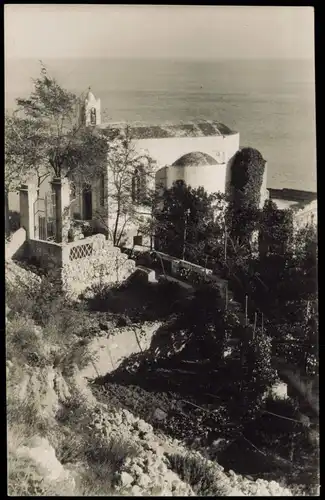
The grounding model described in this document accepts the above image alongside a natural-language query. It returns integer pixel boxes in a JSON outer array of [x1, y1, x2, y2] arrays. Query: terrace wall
[[23, 234, 135, 299]]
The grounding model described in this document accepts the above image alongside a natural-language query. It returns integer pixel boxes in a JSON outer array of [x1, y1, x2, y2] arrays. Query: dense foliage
[[227, 147, 266, 245], [258, 200, 294, 256], [230, 147, 266, 208], [11, 63, 108, 181], [154, 182, 226, 265]]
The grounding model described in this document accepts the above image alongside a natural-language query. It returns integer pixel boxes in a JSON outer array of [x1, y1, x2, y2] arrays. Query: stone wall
[[19, 234, 135, 299], [61, 234, 135, 298], [5, 227, 27, 261], [26, 239, 63, 268]]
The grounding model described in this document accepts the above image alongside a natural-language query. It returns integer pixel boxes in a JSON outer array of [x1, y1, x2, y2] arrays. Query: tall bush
[[230, 147, 266, 208]]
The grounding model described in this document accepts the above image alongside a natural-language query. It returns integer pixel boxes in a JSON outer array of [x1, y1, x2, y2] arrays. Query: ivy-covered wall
[[230, 147, 266, 209]]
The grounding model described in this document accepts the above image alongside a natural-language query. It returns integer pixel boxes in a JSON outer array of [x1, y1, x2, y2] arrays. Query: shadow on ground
[[83, 274, 193, 324]]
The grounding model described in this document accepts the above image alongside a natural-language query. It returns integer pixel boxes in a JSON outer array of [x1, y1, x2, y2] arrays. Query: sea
[[5, 57, 317, 211]]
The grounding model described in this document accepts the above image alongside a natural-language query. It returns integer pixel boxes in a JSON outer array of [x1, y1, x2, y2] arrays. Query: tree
[[258, 199, 294, 257], [230, 147, 266, 208], [154, 181, 226, 265], [95, 125, 156, 246], [5, 115, 42, 236], [5, 62, 109, 241], [6, 65, 108, 193], [227, 147, 266, 249]]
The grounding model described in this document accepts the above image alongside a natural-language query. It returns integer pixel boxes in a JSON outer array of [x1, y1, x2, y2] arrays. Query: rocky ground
[[6, 259, 310, 496]]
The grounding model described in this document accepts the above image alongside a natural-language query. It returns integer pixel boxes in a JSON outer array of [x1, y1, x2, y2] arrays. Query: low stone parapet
[[19, 233, 136, 299], [5, 227, 27, 261], [61, 234, 135, 298]]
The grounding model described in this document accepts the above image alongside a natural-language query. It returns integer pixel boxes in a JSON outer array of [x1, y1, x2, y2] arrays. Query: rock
[[135, 419, 152, 434], [122, 408, 136, 425], [130, 464, 143, 477], [137, 473, 151, 489], [152, 408, 167, 422], [211, 438, 227, 450], [120, 471, 134, 488], [16, 437, 72, 486], [131, 484, 143, 495]]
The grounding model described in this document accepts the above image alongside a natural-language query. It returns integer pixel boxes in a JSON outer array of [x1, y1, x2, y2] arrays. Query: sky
[[5, 5, 314, 61]]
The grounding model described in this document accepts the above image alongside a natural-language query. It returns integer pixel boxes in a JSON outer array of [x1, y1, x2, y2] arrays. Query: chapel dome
[[172, 151, 218, 167]]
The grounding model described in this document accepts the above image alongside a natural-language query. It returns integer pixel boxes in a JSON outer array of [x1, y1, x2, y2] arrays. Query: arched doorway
[[82, 183, 92, 220]]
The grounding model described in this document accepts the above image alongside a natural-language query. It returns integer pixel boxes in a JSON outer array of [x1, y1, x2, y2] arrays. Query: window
[[90, 107, 96, 125], [99, 174, 105, 207], [133, 235, 143, 246]]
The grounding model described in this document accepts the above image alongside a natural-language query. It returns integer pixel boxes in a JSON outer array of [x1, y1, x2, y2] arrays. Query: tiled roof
[[99, 120, 236, 139]]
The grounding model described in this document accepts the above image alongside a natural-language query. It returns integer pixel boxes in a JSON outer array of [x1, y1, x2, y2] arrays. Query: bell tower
[[80, 87, 101, 127]]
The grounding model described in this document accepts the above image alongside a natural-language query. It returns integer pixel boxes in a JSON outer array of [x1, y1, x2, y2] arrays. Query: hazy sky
[[5, 5, 314, 61]]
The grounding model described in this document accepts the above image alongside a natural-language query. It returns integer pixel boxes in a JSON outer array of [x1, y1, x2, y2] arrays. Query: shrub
[[7, 394, 51, 439], [7, 451, 76, 496], [85, 435, 139, 471], [8, 453, 44, 496], [6, 316, 48, 367], [82, 434, 140, 493], [6, 274, 66, 327], [230, 147, 266, 208], [54, 427, 85, 465], [83, 282, 121, 312], [167, 452, 226, 496]]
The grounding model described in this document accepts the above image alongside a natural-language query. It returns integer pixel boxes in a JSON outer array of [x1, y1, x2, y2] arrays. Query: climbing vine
[[230, 147, 266, 209]]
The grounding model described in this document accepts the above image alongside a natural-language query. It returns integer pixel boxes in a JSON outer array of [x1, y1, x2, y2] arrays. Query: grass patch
[[80, 434, 140, 494], [167, 452, 226, 496], [85, 434, 139, 471]]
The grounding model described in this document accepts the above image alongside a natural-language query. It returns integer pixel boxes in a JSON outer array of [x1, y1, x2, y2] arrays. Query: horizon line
[[5, 55, 315, 62]]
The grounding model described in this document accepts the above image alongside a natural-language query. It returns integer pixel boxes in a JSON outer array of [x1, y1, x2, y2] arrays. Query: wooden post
[[306, 300, 310, 322], [224, 223, 227, 263], [44, 194, 48, 241], [182, 209, 190, 262], [253, 312, 257, 339], [245, 295, 248, 326], [261, 313, 264, 335], [225, 283, 228, 311]]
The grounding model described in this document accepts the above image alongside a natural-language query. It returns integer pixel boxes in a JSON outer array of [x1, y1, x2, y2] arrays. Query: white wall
[[166, 163, 228, 194], [294, 200, 318, 228], [133, 133, 240, 169]]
